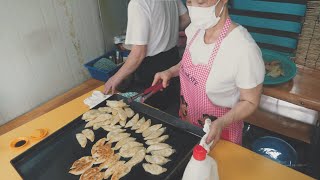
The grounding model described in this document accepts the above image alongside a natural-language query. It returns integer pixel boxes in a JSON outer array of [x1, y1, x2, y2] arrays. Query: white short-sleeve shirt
[[185, 25, 265, 108], [125, 0, 187, 57]]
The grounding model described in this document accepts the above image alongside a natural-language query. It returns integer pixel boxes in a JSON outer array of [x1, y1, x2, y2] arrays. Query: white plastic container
[[182, 145, 219, 180]]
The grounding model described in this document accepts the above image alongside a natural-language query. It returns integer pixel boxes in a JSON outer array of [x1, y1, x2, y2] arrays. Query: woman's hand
[[205, 118, 225, 148], [152, 63, 181, 88], [152, 70, 174, 88]]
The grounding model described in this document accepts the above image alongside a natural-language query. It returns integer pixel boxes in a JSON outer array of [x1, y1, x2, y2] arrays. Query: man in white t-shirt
[[104, 0, 190, 109]]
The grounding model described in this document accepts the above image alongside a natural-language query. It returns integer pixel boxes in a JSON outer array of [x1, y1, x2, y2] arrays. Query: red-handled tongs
[[127, 82, 164, 103]]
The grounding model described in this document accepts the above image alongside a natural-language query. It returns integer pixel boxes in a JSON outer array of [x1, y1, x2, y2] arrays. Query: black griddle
[[11, 94, 204, 180]]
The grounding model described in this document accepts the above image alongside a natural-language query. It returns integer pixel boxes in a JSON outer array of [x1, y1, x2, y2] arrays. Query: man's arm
[[179, 12, 190, 31], [103, 45, 146, 94]]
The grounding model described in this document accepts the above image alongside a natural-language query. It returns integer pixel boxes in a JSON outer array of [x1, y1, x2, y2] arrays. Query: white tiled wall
[[0, 0, 105, 125]]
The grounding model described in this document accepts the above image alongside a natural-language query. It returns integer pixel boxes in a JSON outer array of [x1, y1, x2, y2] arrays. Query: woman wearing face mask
[[152, 0, 265, 147]]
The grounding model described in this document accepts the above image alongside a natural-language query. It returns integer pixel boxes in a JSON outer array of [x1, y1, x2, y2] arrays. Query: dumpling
[[110, 114, 120, 126], [113, 137, 136, 150], [106, 131, 122, 141], [131, 117, 145, 130], [151, 148, 175, 157], [124, 108, 134, 118], [82, 129, 95, 142], [99, 154, 120, 170], [104, 161, 125, 179], [145, 155, 170, 165], [92, 121, 105, 130], [80, 167, 104, 180], [125, 113, 139, 128], [111, 164, 132, 180], [69, 156, 94, 175], [121, 141, 143, 150], [142, 124, 162, 138], [95, 113, 112, 121], [76, 133, 87, 148], [108, 133, 131, 143], [85, 118, 106, 128], [91, 138, 107, 157], [98, 107, 112, 113], [143, 163, 167, 175], [146, 143, 171, 153], [119, 146, 145, 158], [106, 100, 127, 108], [102, 125, 122, 132], [126, 148, 146, 167], [82, 109, 101, 120], [135, 119, 151, 133], [144, 127, 166, 140], [117, 108, 127, 121], [145, 135, 169, 145]]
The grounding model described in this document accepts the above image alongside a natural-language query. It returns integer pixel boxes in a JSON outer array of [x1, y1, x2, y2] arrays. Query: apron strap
[[207, 18, 232, 67], [186, 29, 201, 50]]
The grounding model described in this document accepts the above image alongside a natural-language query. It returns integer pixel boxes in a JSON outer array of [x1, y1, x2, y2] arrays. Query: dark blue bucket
[[251, 136, 298, 167]]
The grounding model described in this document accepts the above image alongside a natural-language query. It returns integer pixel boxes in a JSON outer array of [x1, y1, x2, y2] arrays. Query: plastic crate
[[84, 50, 129, 82]]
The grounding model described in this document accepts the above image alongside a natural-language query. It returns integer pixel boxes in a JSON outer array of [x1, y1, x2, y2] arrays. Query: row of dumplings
[[72, 100, 175, 179]]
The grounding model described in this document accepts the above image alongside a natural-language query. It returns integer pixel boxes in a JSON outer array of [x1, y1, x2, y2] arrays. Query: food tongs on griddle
[[127, 82, 164, 103]]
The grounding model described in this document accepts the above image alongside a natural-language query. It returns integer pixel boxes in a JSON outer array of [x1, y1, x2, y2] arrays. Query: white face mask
[[187, 0, 225, 30]]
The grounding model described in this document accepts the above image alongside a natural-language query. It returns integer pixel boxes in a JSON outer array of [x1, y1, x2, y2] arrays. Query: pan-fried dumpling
[[111, 164, 132, 180], [82, 109, 101, 120], [143, 163, 167, 175], [146, 143, 171, 153], [82, 129, 95, 142], [80, 167, 104, 180], [85, 118, 106, 128], [145, 155, 170, 165], [107, 131, 121, 141], [99, 154, 120, 170], [136, 119, 151, 133], [119, 146, 145, 158], [102, 125, 122, 132], [121, 141, 143, 150], [98, 107, 112, 113], [93, 144, 114, 165], [76, 133, 87, 148], [95, 113, 112, 121], [145, 135, 169, 145], [108, 133, 130, 143], [142, 124, 162, 137], [91, 138, 107, 157], [126, 148, 146, 167], [117, 108, 127, 121], [144, 127, 166, 140], [110, 114, 120, 126], [104, 161, 125, 179], [131, 117, 145, 130], [151, 148, 175, 157], [106, 100, 127, 108], [93, 121, 105, 130], [124, 108, 134, 118], [125, 113, 139, 128], [69, 156, 94, 175], [113, 137, 136, 150]]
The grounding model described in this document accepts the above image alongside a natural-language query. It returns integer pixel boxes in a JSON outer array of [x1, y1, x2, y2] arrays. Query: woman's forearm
[[168, 62, 181, 77], [218, 100, 258, 128], [217, 85, 262, 128]]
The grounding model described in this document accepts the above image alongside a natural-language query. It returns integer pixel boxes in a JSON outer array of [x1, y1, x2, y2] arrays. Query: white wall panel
[[0, 0, 105, 125]]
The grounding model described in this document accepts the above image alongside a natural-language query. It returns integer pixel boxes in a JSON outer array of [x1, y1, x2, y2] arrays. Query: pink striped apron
[[179, 18, 243, 145]]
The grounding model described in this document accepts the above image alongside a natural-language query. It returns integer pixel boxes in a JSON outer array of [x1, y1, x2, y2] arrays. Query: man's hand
[[103, 75, 123, 94]]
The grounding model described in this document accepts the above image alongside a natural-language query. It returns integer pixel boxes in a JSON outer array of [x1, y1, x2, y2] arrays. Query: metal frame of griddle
[[10, 94, 205, 180]]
